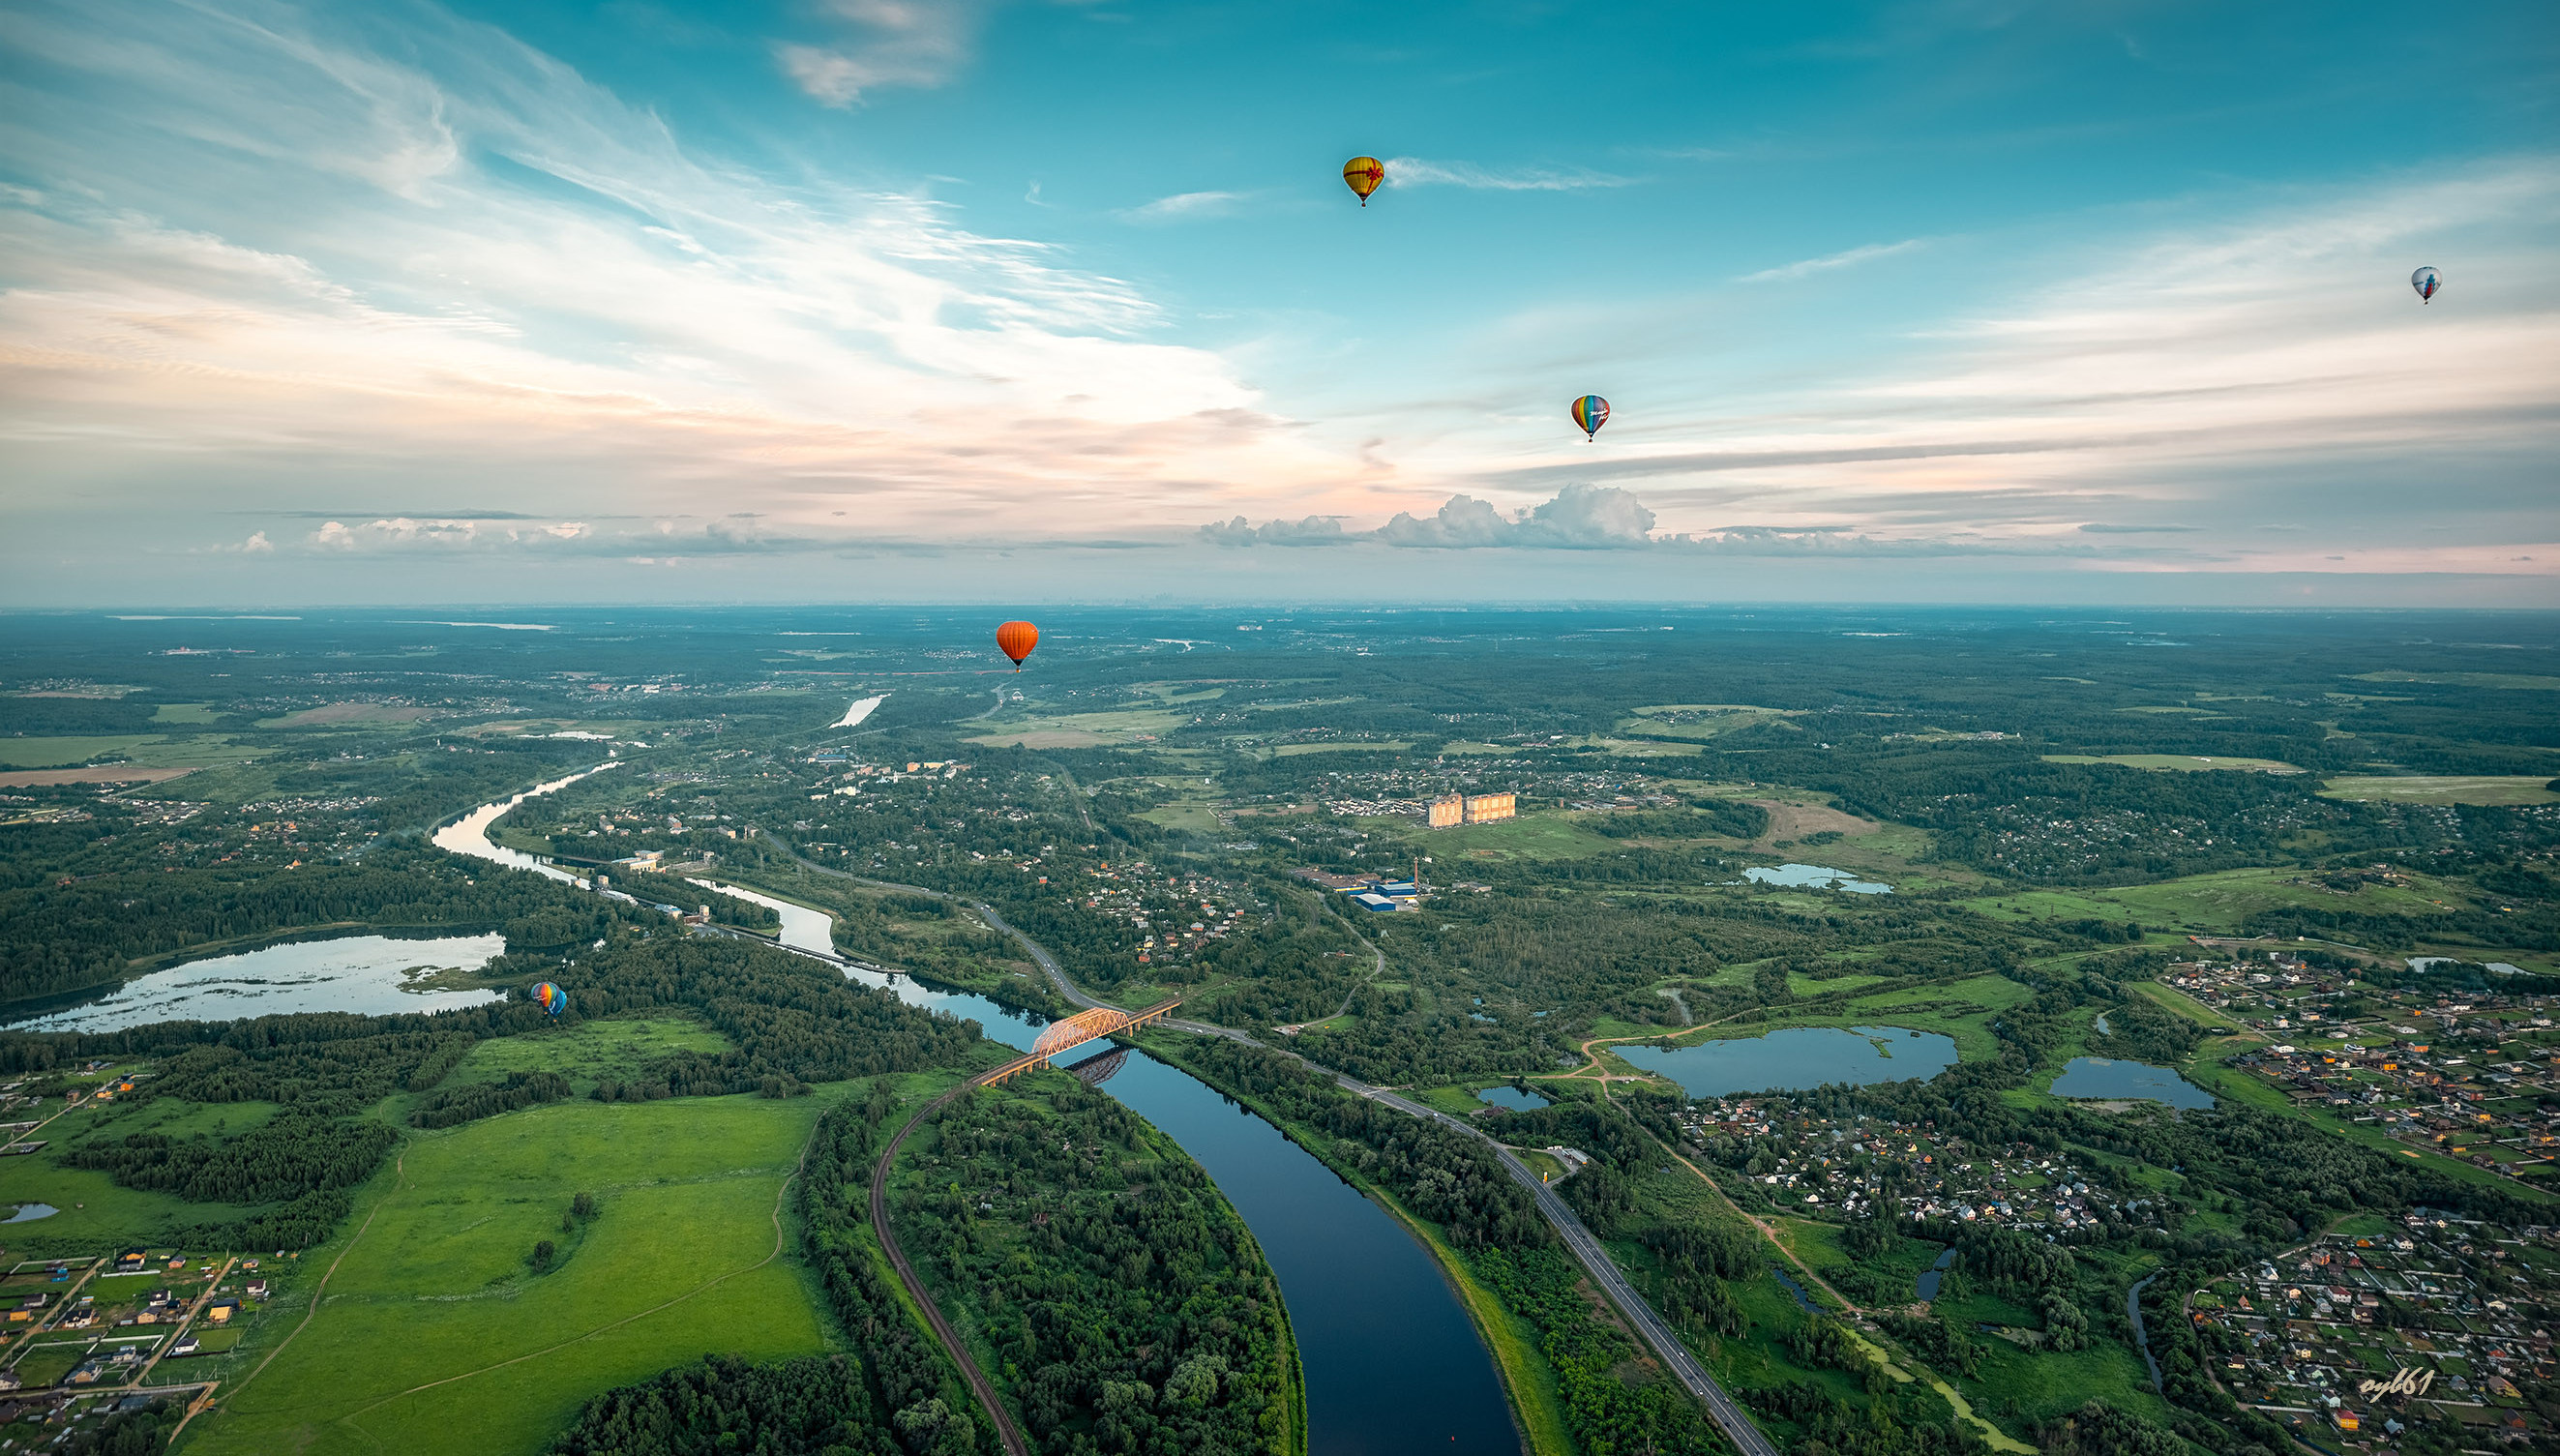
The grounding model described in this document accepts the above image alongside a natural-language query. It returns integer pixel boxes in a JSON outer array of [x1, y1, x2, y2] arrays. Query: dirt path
[[225, 1146, 408, 1404]]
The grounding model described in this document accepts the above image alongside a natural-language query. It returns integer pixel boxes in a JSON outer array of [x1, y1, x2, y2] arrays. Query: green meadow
[[181, 1092, 837, 1456]]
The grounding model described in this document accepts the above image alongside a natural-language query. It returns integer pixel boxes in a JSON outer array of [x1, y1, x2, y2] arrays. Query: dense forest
[[893, 1078, 1298, 1455]]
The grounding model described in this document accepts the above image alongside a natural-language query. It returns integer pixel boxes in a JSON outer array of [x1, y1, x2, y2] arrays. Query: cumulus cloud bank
[[1206, 485, 1656, 550]]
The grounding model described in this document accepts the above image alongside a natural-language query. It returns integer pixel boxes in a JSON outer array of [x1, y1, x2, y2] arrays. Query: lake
[[1616, 1025, 1957, 1096], [1741, 864, 1892, 894], [439, 807, 1521, 1454], [2, 934, 508, 1032], [2047, 1056, 2214, 1110]]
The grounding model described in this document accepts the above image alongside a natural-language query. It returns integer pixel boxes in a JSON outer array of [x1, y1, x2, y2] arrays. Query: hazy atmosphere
[[4, 0, 2555, 605]]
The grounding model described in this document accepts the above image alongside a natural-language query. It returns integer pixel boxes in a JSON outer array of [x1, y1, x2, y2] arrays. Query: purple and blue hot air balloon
[[1570, 395, 1610, 441], [531, 981, 567, 1018]]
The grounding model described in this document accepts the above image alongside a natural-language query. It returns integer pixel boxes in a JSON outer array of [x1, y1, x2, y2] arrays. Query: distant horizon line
[[7, 602, 2559, 617]]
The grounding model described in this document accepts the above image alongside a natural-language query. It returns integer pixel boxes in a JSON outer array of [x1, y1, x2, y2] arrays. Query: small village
[[1675, 1102, 2168, 1234], [2191, 1215, 2560, 1448], [1074, 859, 1265, 968], [2160, 951, 2560, 1184]]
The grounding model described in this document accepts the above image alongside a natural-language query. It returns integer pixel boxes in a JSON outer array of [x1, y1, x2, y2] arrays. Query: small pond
[[1476, 1086, 1550, 1112], [1616, 1025, 1957, 1096], [2048, 1056, 2214, 1110], [1916, 1246, 1957, 1300], [1740, 864, 1892, 894], [3, 934, 509, 1032]]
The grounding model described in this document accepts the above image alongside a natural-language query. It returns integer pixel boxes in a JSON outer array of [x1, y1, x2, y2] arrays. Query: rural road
[[765, 837, 1780, 1456]]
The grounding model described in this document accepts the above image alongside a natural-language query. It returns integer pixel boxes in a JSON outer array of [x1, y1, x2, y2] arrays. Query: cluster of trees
[[2089, 995, 2208, 1064], [1874, 1311, 1980, 1378], [1174, 1037, 1545, 1251], [1635, 1222, 1754, 1338], [1470, 1246, 1727, 1456], [895, 1079, 1297, 1455], [797, 1097, 998, 1456], [1740, 1378, 1980, 1456], [1588, 798, 1770, 842], [68, 1109, 395, 1204], [2028, 1400, 2191, 1456], [549, 1353, 878, 1456], [411, 1068, 572, 1128]]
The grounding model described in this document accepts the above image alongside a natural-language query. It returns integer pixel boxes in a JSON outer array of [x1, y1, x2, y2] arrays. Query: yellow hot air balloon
[[1343, 157, 1385, 206]]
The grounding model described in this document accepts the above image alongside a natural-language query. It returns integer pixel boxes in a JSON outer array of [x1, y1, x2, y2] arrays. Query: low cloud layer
[[1206, 484, 1656, 550]]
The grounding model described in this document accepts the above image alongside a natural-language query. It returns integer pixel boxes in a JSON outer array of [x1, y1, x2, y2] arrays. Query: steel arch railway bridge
[[983, 998, 1181, 1085]]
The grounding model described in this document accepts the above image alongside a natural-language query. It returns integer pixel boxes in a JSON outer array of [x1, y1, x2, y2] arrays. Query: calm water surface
[[1741, 863, 1893, 894], [1618, 1025, 1956, 1096], [638, 877, 1523, 1453], [1477, 1086, 1551, 1112], [2048, 1056, 2214, 1109], [3, 934, 507, 1032]]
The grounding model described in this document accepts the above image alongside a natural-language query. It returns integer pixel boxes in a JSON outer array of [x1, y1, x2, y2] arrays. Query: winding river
[[446, 787, 1521, 1455]]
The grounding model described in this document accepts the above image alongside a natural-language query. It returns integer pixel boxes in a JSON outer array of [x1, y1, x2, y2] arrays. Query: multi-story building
[[1429, 791, 1516, 827]]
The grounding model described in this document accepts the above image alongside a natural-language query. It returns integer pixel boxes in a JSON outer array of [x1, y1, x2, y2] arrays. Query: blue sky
[[2, 0, 2554, 605]]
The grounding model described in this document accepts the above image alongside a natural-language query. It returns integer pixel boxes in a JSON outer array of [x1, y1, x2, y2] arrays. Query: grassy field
[[257, 703, 432, 729], [2041, 754, 2301, 773], [1961, 866, 2468, 936], [0, 1098, 283, 1257], [966, 707, 1190, 749], [2349, 670, 2560, 692], [0, 736, 163, 768], [179, 1091, 837, 1456], [0, 733, 266, 773], [2319, 775, 2560, 806], [1614, 704, 1804, 740], [1270, 740, 1412, 757], [420, 1017, 732, 1099], [1379, 811, 1620, 861]]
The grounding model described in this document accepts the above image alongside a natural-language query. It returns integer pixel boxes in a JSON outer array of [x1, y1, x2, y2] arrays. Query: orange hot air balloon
[[1343, 157, 1385, 206], [996, 620, 1039, 671]]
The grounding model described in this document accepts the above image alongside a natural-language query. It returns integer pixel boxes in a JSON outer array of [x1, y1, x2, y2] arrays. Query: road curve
[[871, 1075, 1032, 1456], [767, 837, 1778, 1456]]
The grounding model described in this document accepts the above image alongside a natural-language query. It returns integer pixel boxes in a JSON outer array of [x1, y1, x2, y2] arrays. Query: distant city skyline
[[2, 0, 2554, 606]]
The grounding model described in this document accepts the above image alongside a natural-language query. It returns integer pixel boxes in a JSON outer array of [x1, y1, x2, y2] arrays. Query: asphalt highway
[[773, 845, 1780, 1455]]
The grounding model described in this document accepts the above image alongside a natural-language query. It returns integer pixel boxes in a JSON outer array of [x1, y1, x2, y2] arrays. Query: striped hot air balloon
[[1343, 157, 1385, 206], [1570, 395, 1610, 441], [531, 981, 567, 1017], [996, 620, 1039, 671]]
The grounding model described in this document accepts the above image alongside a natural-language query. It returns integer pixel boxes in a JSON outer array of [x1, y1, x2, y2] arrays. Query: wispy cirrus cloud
[[1739, 238, 1924, 282], [1382, 157, 1639, 192], [776, 0, 986, 108], [0, 0, 1377, 571], [1117, 190, 1249, 223]]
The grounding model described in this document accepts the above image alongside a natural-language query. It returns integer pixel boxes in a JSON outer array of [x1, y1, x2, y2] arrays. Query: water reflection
[[429, 763, 622, 883], [2048, 1056, 2214, 1110], [3, 934, 507, 1032], [441, 804, 1521, 1452], [1617, 1025, 1956, 1096]]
